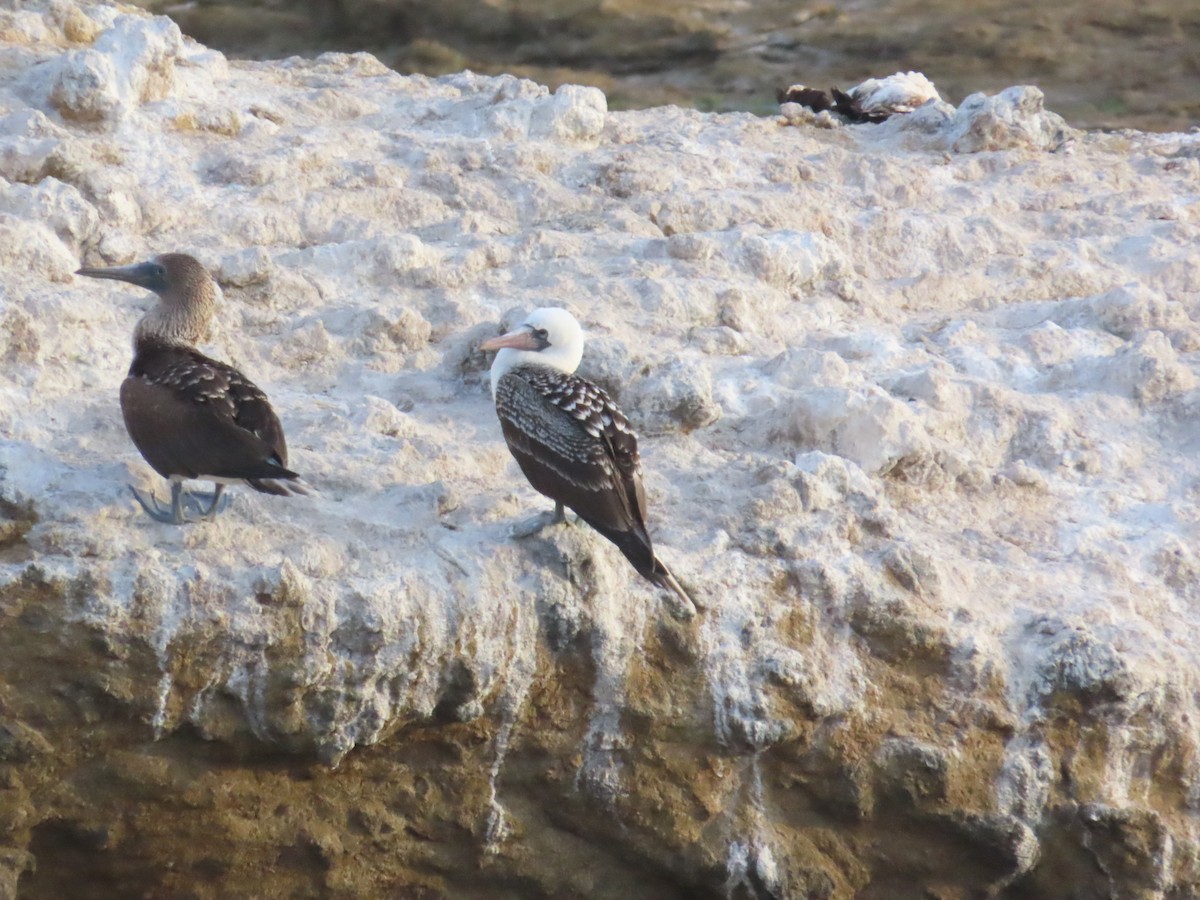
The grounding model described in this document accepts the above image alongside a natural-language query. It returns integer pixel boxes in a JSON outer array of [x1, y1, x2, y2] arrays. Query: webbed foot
[[511, 502, 568, 538], [130, 482, 230, 525], [184, 485, 231, 519], [129, 484, 186, 525]]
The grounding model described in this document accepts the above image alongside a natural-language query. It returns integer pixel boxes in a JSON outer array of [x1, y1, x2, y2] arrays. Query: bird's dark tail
[[647, 557, 699, 620], [589, 520, 701, 619], [246, 469, 313, 497]]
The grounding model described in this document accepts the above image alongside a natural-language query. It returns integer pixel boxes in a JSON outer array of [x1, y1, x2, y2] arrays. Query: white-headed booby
[[481, 308, 697, 618], [842, 71, 941, 119], [77, 253, 309, 524], [781, 71, 941, 123]]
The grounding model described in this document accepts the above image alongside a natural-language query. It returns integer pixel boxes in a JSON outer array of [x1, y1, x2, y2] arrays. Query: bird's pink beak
[[481, 328, 540, 352]]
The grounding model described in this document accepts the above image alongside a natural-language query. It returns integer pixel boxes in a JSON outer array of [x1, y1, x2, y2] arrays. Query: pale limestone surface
[[3, 2, 1200, 897]]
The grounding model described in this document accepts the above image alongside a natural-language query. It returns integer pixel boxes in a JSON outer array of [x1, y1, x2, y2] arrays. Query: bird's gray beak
[[481, 327, 542, 352], [75, 261, 162, 290]]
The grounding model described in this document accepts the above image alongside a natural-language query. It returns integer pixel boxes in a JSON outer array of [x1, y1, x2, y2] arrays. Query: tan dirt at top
[[134, 0, 1198, 132]]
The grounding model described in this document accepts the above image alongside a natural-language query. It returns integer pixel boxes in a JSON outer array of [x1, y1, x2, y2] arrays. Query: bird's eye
[[532, 327, 549, 341]]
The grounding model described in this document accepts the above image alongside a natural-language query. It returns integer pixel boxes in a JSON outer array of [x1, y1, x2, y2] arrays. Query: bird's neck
[[489, 341, 584, 398], [133, 289, 214, 351], [490, 348, 572, 398]]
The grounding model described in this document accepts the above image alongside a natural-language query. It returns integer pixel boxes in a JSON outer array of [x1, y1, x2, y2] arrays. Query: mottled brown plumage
[[121, 341, 297, 494], [482, 308, 697, 617], [496, 366, 664, 582], [76, 253, 307, 524], [778, 85, 834, 113]]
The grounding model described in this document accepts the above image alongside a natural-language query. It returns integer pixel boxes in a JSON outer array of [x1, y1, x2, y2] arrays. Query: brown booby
[[77, 253, 308, 524], [481, 308, 698, 618]]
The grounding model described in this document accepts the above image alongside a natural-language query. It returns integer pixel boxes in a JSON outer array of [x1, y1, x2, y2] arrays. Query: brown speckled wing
[[121, 344, 295, 483], [495, 365, 657, 576]]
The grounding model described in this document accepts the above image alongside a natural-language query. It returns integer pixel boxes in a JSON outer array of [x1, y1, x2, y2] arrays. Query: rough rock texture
[[782, 86, 1076, 155], [3, 2, 1200, 898], [122, 0, 1200, 132]]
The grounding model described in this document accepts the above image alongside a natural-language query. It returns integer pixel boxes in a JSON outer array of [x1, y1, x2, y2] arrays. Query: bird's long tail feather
[[650, 558, 699, 619], [247, 475, 314, 497]]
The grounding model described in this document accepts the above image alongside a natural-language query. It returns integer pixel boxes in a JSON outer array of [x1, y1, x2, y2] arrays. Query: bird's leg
[[128, 482, 187, 525], [168, 481, 187, 524], [511, 502, 569, 539], [195, 484, 229, 519], [185, 484, 231, 519]]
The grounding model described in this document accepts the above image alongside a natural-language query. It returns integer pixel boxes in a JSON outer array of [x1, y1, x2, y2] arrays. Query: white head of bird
[[481, 307, 585, 397]]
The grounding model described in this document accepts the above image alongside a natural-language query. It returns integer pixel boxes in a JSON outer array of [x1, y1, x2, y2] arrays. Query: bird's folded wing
[[122, 348, 292, 480], [497, 371, 639, 534]]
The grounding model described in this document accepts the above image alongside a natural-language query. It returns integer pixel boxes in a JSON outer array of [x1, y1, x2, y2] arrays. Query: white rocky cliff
[[2, 2, 1200, 897]]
